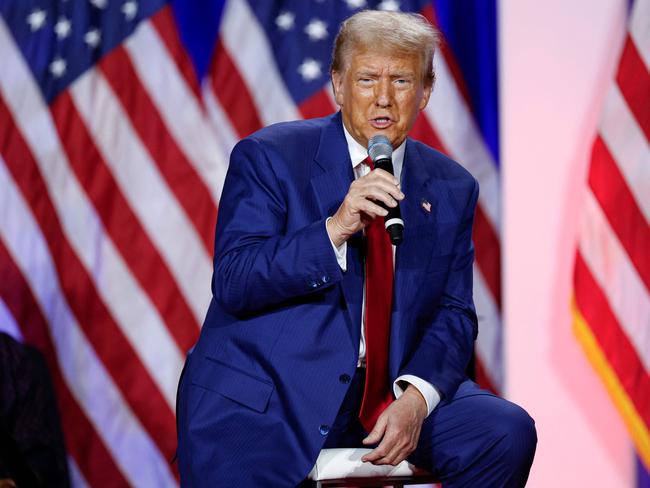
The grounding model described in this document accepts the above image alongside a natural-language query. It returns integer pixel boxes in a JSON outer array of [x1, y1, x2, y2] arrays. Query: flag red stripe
[[411, 113, 502, 309], [210, 41, 264, 138], [0, 241, 128, 486], [298, 88, 336, 120], [574, 252, 650, 426], [411, 113, 446, 151], [617, 36, 650, 141], [0, 95, 178, 463], [589, 136, 650, 292], [473, 205, 502, 308], [100, 46, 216, 254], [50, 92, 200, 351], [149, 6, 202, 102]]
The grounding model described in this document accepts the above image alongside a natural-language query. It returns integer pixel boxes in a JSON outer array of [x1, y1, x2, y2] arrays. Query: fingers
[[362, 415, 387, 446], [328, 168, 405, 244], [361, 414, 412, 466], [360, 400, 424, 466], [369, 168, 400, 186], [351, 170, 404, 208], [336, 175, 402, 226], [362, 428, 419, 466], [356, 198, 389, 219]]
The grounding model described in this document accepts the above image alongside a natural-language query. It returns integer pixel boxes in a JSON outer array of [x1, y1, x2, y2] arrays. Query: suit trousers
[[324, 369, 537, 488]]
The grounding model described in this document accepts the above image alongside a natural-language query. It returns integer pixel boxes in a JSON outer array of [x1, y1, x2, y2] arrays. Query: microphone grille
[[368, 135, 393, 162]]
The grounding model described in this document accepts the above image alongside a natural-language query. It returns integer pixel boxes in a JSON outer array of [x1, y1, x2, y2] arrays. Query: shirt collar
[[341, 122, 406, 181]]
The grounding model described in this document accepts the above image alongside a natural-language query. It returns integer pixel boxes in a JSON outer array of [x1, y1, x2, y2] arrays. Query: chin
[[367, 128, 392, 140]]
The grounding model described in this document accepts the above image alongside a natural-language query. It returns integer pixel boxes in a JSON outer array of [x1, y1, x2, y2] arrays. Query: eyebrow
[[355, 70, 416, 78], [356, 70, 380, 77]]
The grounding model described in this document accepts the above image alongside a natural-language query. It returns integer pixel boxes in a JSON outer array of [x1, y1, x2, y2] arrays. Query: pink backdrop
[[501, 0, 635, 485]]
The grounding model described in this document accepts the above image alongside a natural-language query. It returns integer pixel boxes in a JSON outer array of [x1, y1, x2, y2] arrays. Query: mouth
[[369, 116, 392, 129]]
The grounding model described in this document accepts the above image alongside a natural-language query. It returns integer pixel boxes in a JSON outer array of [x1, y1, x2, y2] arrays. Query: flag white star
[[275, 11, 295, 31], [54, 17, 71, 39], [304, 19, 327, 41], [345, 0, 367, 8], [84, 28, 101, 48], [378, 0, 401, 11], [26, 9, 47, 32], [49, 57, 67, 78], [298, 58, 322, 81], [122, 1, 138, 21], [90, 0, 107, 8]]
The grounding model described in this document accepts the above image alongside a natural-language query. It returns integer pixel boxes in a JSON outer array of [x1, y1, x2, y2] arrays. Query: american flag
[[0, 0, 501, 484], [572, 0, 650, 483]]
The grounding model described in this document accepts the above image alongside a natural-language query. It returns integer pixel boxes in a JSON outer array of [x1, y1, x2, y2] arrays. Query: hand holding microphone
[[326, 134, 405, 247]]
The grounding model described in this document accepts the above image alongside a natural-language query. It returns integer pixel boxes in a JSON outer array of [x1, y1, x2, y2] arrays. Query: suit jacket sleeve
[[398, 178, 480, 402], [212, 137, 344, 316]]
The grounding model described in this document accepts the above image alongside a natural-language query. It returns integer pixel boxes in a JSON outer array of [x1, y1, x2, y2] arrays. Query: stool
[[306, 448, 439, 488]]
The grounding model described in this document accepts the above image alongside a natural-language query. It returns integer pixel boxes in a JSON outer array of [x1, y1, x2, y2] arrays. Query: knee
[[492, 402, 537, 468], [412, 394, 536, 486]]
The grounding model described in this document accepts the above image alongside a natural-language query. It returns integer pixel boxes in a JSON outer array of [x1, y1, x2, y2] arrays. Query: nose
[[374, 78, 393, 107]]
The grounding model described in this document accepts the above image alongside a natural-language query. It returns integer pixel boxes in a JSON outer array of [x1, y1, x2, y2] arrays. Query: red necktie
[[358, 156, 394, 431]]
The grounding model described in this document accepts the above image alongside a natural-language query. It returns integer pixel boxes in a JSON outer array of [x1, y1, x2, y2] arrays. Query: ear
[[331, 71, 345, 107], [419, 81, 433, 111]]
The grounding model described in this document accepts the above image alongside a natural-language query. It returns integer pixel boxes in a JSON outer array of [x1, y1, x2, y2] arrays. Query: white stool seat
[[308, 448, 431, 481]]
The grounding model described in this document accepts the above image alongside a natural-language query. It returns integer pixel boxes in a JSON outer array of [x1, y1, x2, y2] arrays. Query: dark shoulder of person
[[0, 332, 70, 487]]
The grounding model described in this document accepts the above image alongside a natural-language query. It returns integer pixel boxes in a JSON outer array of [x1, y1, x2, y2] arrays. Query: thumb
[[362, 415, 387, 445]]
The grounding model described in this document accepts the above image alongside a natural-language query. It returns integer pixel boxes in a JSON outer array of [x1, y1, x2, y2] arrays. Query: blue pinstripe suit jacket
[[178, 112, 479, 487]]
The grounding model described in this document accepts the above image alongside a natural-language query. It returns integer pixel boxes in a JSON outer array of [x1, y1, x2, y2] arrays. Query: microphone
[[368, 135, 404, 246]]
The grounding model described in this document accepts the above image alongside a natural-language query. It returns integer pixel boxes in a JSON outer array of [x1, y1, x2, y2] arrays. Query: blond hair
[[330, 10, 440, 86]]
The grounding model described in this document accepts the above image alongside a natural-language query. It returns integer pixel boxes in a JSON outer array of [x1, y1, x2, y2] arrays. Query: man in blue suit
[[177, 10, 536, 487]]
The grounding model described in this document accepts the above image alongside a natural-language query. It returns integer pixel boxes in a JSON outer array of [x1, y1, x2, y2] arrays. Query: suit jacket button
[[322, 275, 330, 283], [339, 374, 351, 384], [308, 280, 318, 288], [319, 424, 330, 436]]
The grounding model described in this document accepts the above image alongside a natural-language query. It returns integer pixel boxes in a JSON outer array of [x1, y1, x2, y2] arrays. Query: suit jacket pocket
[[191, 356, 274, 413]]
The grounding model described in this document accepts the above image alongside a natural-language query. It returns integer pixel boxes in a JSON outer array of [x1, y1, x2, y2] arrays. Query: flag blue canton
[[245, 0, 430, 105], [432, 0, 500, 163], [0, 0, 166, 102]]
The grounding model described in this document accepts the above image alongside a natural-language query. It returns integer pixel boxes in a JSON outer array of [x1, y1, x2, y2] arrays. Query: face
[[331, 48, 432, 149]]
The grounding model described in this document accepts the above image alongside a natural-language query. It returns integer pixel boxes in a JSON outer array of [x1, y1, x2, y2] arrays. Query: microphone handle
[[373, 156, 404, 246]]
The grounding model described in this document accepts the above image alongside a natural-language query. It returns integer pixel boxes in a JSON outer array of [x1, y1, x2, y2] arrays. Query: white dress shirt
[[326, 125, 441, 416]]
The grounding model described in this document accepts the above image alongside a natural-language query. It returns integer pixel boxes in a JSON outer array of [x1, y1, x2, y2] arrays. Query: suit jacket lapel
[[310, 113, 364, 356]]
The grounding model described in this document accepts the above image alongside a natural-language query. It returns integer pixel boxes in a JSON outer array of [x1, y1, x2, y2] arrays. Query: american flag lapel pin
[[421, 199, 432, 214]]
